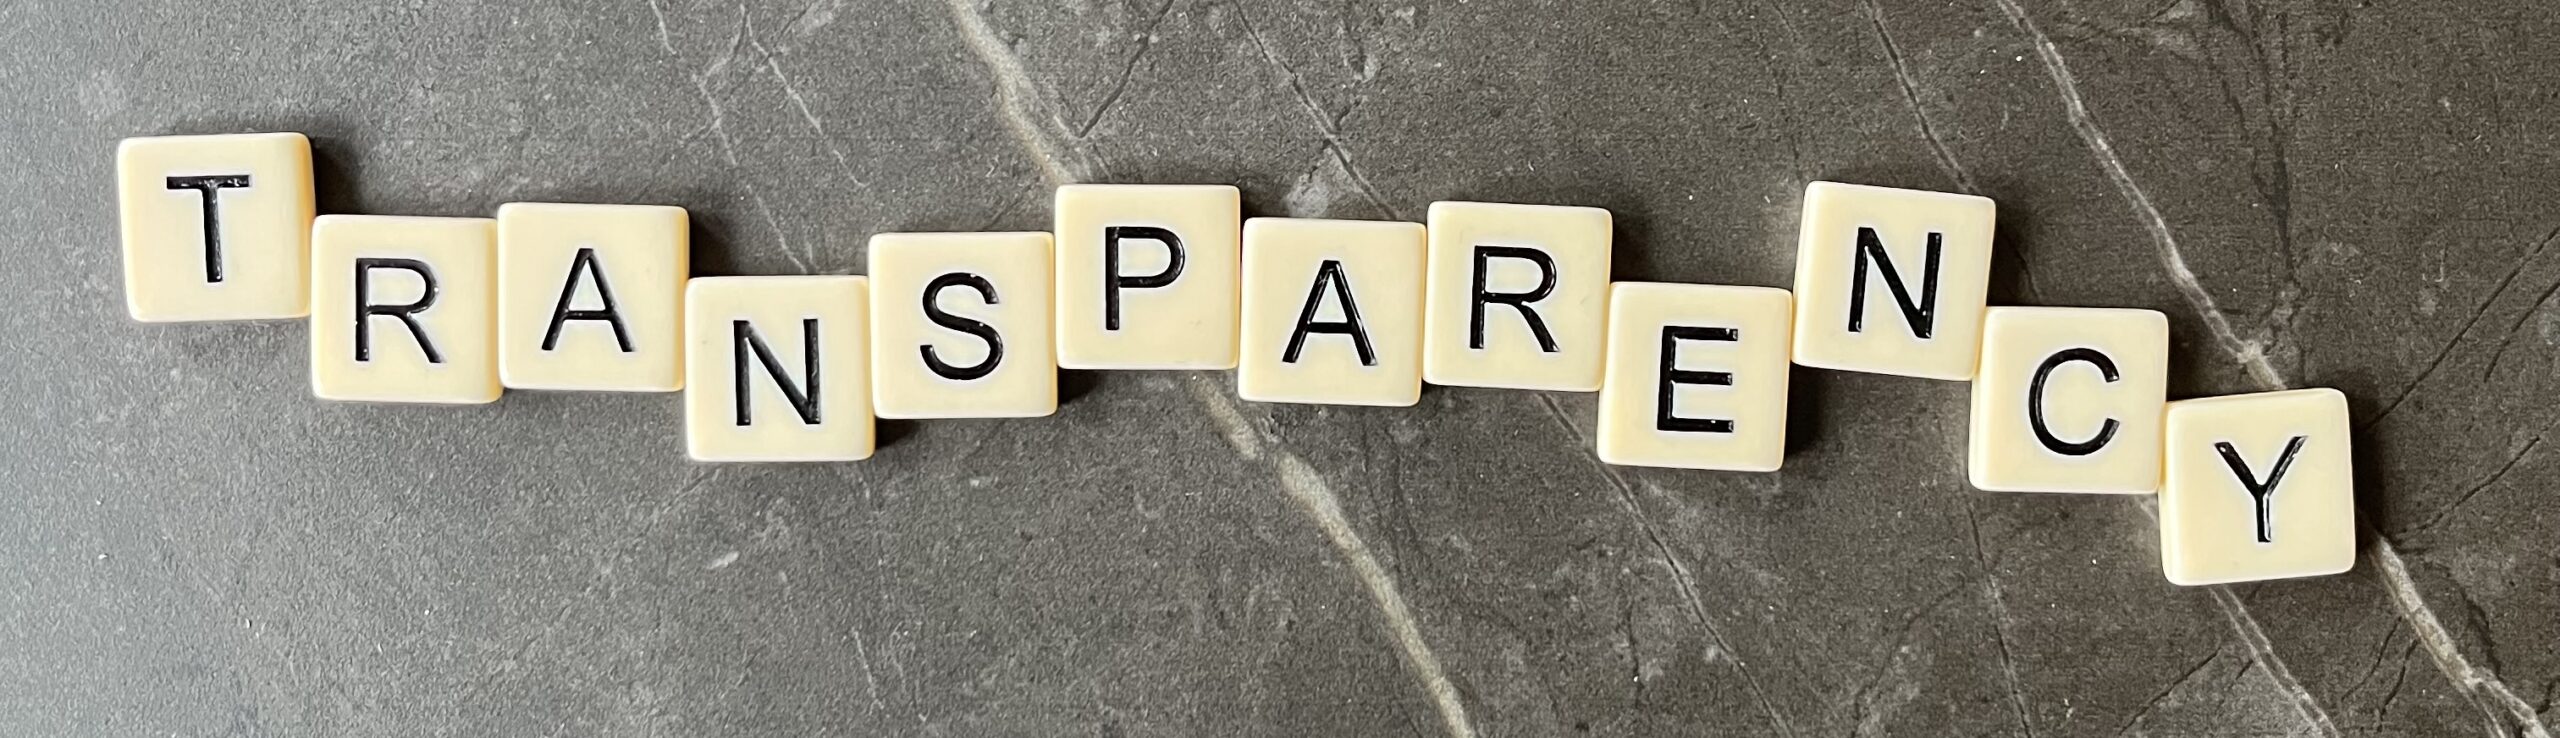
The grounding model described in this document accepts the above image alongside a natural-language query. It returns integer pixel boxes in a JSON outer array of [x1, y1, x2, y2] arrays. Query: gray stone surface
[[2, 0, 2554, 735]]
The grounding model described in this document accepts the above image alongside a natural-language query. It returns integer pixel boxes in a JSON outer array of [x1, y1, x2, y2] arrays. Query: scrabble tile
[[2159, 388, 2356, 586], [684, 276, 874, 462], [1052, 184, 1241, 370], [117, 132, 316, 321], [1789, 181, 1996, 380], [1596, 283, 1794, 472], [1236, 218, 1427, 407], [1966, 307, 2169, 493], [308, 216, 501, 404], [496, 203, 689, 391], [1420, 201, 1612, 391], [868, 232, 1058, 418]]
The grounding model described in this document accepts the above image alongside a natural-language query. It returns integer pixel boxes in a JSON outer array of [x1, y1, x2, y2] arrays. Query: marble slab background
[[2, 0, 2553, 736]]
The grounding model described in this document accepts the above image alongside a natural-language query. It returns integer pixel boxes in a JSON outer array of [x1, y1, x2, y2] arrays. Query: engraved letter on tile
[[2217, 436, 2307, 544], [733, 319, 821, 426], [1284, 260, 1376, 366], [1847, 228, 1941, 338], [2029, 347, 2122, 456], [1468, 245, 1559, 352], [543, 246, 633, 353], [1103, 225, 1184, 331], [166, 174, 251, 282], [921, 272, 1005, 382], [353, 257, 442, 364], [1656, 325, 1737, 434]]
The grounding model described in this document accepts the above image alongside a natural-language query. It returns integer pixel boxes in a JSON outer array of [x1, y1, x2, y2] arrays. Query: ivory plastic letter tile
[[308, 216, 501, 404], [1966, 306, 2169, 493], [117, 132, 316, 321], [2159, 389, 2355, 586], [1053, 184, 1241, 370], [1236, 218, 1428, 406], [1421, 201, 1612, 391], [1789, 181, 1995, 380], [1596, 283, 1794, 472], [684, 276, 874, 462], [497, 203, 689, 391], [868, 232, 1058, 418]]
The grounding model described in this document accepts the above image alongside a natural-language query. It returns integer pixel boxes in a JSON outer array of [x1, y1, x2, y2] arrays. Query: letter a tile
[[118, 132, 316, 321], [1596, 283, 1793, 471], [2159, 388, 2355, 586], [1421, 201, 1612, 391], [1789, 182, 1995, 380], [1967, 306, 2168, 493], [868, 232, 1058, 419], [309, 215, 501, 404], [497, 203, 689, 392], [1053, 184, 1241, 370], [1237, 218, 1426, 407], [685, 276, 873, 462]]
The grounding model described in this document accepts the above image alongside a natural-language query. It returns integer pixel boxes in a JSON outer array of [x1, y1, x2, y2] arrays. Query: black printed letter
[[1283, 260, 1377, 366], [1103, 226, 1185, 331], [542, 247, 634, 352], [1846, 227, 1942, 338], [1656, 326, 1737, 433], [733, 319, 821, 426], [353, 258, 443, 364], [2215, 436, 2308, 544], [1469, 245, 1559, 352], [166, 174, 251, 282], [921, 273, 1006, 381], [2028, 348, 2121, 456]]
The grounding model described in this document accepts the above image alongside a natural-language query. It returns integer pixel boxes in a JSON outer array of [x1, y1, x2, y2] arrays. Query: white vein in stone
[[1186, 376, 1478, 738], [1991, 4, 2554, 733], [2370, 541, 2554, 738], [1988, 0, 2282, 391], [938, 0, 1093, 186]]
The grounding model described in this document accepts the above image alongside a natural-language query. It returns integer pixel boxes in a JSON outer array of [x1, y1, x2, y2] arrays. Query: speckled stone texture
[[4, 1, 2554, 736]]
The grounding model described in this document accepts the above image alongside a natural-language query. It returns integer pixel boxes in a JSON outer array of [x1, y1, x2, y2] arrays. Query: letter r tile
[[496, 202, 689, 392], [1790, 181, 1995, 380], [118, 132, 316, 321], [1421, 201, 1612, 391], [2159, 388, 2355, 586], [309, 215, 501, 404]]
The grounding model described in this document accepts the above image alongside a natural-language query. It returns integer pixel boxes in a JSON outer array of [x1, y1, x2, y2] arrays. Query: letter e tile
[[1596, 283, 1793, 471]]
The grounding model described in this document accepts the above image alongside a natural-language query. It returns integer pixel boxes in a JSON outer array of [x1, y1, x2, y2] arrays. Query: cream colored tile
[[1236, 218, 1426, 407], [1966, 306, 2169, 493], [117, 132, 315, 321], [496, 203, 689, 391], [1420, 201, 1612, 391], [2159, 388, 2356, 586], [1052, 184, 1240, 370], [1789, 181, 1996, 380], [308, 216, 501, 404], [868, 232, 1057, 418], [1595, 283, 1793, 472], [684, 276, 874, 462]]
